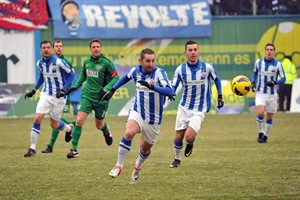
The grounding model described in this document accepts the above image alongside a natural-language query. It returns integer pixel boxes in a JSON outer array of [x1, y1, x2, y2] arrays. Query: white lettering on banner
[[192, 2, 210, 25], [82, 2, 210, 29], [121, 5, 139, 28]]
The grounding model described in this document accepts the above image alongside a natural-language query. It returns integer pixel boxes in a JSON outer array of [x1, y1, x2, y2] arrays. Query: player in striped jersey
[[24, 40, 75, 157], [169, 40, 224, 168], [103, 48, 173, 181], [251, 43, 286, 143]]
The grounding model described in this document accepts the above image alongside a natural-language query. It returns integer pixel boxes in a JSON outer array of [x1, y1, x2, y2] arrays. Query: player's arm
[[24, 73, 44, 99], [103, 63, 120, 92]]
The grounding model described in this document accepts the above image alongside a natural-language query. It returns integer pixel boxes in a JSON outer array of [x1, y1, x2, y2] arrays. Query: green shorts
[[78, 97, 109, 120]]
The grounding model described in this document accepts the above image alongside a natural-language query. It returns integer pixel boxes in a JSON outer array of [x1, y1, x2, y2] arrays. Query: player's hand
[[56, 88, 66, 98], [66, 87, 76, 95], [217, 94, 224, 109], [99, 88, 116, 101], [138, 80, 154, 90], [168, 94, 176, 101], [251, 82, 256, 92], [24, 89, 36, 99], [266, 81, 275, 87]]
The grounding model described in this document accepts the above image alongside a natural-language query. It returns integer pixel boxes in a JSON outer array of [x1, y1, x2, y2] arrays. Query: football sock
[[101, 122, 109, 133], [49, 129, 59, 148], [72, 126, 82, 149], [173, 139, 183, 160], [136, 150, 151, 169], [116, 136, 132, 167], [58, 120, 72, 132], [30, 123, 41, 150], [265, 119, 273, 136], [256, 116, 264, 133], [61, 117, 72, 125]]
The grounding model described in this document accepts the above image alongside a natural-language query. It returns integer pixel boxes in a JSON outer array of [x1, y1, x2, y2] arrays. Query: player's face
[[90, 42, 102, 58], [185, 44, 199, 64], [41, 43, 52, 59], [140, 54, 156, 73], [53, 42, 63, 56], [265, 45, 275, 60]]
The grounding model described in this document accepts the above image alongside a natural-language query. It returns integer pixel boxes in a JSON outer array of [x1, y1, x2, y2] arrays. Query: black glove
[[168, 94, 176, 101], [138, 80, 154, 90], [99, 88, 116, 101], [56, 88, 66, 98], [66, 87, 77, 95], [24, 89, 36, 99], [251, 82, 256, 92], [266, 81, 276, 87], [217, 94, 224, 109]]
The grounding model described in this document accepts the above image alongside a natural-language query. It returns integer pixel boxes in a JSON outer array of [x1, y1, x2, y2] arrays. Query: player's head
[[264, 43, 276, 60], [284, 55, 292, 62], [139, 48, 156, 73], [53, 40, 64, 57], [89, 39, 102, 58], [40, 40, 52, 59], [185, 40, 199, 65]]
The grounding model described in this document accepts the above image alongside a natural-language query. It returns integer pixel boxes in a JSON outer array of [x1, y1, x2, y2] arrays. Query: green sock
[[101, 122, 109, 133], [61, 117, 72, 125], [72, 126, 82, 150], [49, 129, 59, 149]]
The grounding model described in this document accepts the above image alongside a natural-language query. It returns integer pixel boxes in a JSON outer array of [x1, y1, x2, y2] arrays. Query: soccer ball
[[231, 75, 251, 96]]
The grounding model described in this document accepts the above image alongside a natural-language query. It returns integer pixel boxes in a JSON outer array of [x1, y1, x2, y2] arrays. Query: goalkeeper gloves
[[217, 94, 224, 109], [99, 88, 116, 101], [56, 88, 66, 98], [138, 80, 154, 90], [251, 82, 256, 92], [266, 81, 276, 87], [24, 89, 36, 99], [66, 87, 77, 95]]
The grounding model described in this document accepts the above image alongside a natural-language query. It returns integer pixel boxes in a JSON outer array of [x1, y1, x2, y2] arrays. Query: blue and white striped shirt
[[36, 54, 73, 96], [252, 58, 285, 95], [172, 60, 222, 113], [114, 65, 172, 125]]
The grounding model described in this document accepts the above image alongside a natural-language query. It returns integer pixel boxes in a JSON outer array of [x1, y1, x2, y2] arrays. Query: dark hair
[[53, 40, 63, 47], [265, 43, 276, 51], [89, 39, 102, 48], [284, 55, 292, 62], [140, 48, 155, 59], [40, 40, 52, 48], [185, 40, 198, 50]]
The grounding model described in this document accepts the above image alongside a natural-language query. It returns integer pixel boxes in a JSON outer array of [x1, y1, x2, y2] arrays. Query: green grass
[[0, 113, 300, 200]]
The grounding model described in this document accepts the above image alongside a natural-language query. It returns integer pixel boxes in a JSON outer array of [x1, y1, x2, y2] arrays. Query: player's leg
[[24, 113, 45, 157], [94, 103, 113, 146], [255, 94, 266, 143], [67, 97, 91, 159], [109, 112, 140, 178]]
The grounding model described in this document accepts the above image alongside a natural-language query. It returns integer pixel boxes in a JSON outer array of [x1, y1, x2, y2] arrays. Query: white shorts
[[36, 92, 67, 121], [175, 105, 205, 134], [127, 110, 160, 145], [255, 93, 277, 113]]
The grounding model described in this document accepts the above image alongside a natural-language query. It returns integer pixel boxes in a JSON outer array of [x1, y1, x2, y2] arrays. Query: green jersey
[[73, 54, 119, 103]]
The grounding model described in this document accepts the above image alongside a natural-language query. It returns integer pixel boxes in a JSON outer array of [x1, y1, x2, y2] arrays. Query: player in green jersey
[[41, 40, 77, 153], [66, 38, 119, 159]]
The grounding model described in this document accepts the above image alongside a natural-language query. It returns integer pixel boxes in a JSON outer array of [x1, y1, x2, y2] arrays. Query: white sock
[[30, 131, 39, 150]]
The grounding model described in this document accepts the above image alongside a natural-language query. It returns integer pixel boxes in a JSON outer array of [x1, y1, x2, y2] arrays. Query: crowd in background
[[209, 0, 300, 16]]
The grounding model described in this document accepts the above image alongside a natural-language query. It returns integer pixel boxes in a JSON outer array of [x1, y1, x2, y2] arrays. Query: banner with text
[[48, 0, 212, 39]]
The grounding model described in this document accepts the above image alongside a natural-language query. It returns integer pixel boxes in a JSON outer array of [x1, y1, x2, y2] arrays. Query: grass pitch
[[0, 113, 299, 200]]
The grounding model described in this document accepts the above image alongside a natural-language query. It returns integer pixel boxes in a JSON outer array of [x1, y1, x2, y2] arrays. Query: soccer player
[[251, 43, 286, 143], [66, 39, 119, 159], [24, 40, 75, 157], [41, 40, 77, 154], [169, 40, 224, 168], [103, 48, 173, 181]]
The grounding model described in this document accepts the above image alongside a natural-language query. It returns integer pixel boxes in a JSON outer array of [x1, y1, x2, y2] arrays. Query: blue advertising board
[[48, 0, 212, 39]]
